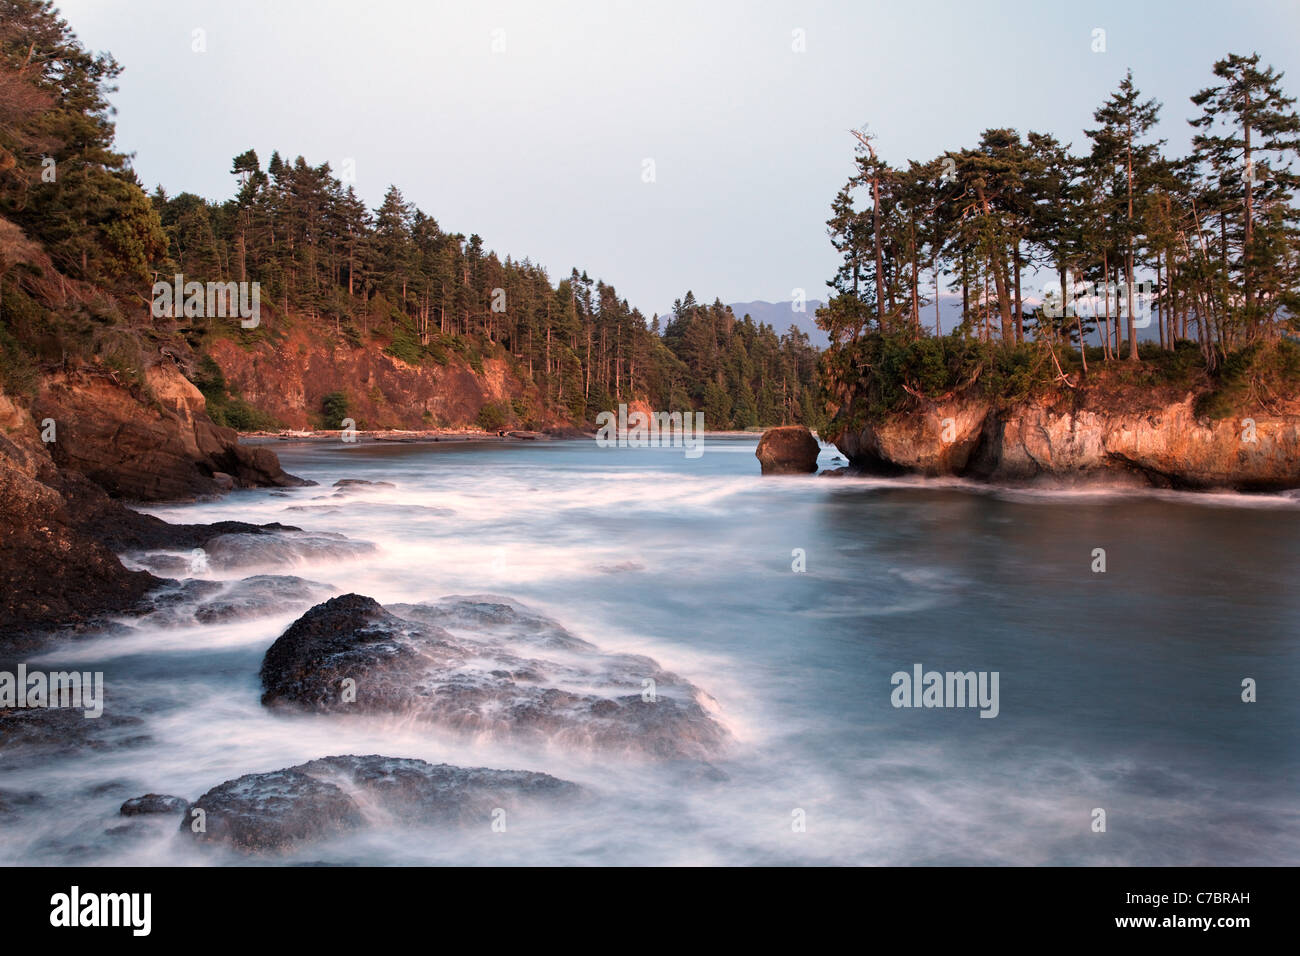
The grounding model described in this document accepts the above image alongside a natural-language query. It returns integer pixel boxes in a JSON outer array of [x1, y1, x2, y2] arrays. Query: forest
[[0, 0, 821, 431], [817, 55, 1300, 421]]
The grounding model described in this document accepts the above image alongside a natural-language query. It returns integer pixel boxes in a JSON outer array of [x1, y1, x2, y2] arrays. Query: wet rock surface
[[180, 754, 580, 852], [0, 707, 149, 756], [755, 425, 822, 474], [260, 594, 730, 759], [120, 793, 189, 817], [183, 769, 363, 852]]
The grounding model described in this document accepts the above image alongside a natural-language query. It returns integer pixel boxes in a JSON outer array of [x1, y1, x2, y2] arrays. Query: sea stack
[[755, 425, 821, 475]]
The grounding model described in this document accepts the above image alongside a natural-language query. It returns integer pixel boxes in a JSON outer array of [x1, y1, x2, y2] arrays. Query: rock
[[755, 425, 821, 474], [183, 769, 363, 853], [833, 392, 1300, 491], [135, 575, 336, 627], [198, 530, 376, 570], [260, 594, 730, 760], [0, 707, 149, 757], [0, 789, 43, 815], [32, 363, 307, 501], [0, 432, 160, 645], [180, 754, 580, 852], [295, 755, 581, 824], [120, 794, 189, 817], [212, 472, 236, 491], [331, 479, 396, 489]]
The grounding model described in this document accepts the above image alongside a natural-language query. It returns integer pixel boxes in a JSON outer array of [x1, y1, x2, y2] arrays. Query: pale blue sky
[[58, 0, 1300, 316]]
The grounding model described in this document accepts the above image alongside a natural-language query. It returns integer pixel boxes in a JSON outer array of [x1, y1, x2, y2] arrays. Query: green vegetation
[[819, 54, 1300, 431], [320, 391, 351, 429], [190, 355, 278, 431], [476, 401, 507, 432]]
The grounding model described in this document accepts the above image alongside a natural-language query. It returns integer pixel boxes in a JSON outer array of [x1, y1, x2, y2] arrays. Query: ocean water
[[4, 436, 1298, 865]]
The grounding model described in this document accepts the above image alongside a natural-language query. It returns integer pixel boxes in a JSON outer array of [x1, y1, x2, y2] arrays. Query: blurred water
[[3, 436, 1297, 865]]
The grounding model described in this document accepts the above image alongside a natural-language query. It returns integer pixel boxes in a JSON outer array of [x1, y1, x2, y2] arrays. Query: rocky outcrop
[[834, 392, 1300, 490], [180, 754, 580, 852], [0, 425, 160, 644], [755, 425, 821, 474], [260, 594, 730, 759], [0, 381, 314, 644], [33, 362, 306, 500]]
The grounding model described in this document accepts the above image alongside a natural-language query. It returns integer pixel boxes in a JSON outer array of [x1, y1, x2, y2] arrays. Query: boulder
[[180, 754, 580, 852], [182, 769, 363, 852], [755, 425, 821, 474], [260, 594, 730, 760]]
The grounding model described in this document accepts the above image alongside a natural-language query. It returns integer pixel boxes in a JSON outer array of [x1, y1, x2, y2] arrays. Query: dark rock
[[260, 594, 730, 760], [755, 425, 821, 475], [0, 432, 161, 645], [332, 479, 396, 489], [183, 769, 363, 853], [296, 754, 581, 824], [0, 788, 44, 814], [180, 754, 580, 852], [180, 531, 375, 571], [0, 707, 149, 756], [120, 793, 189, 816], [137, 576, 329, 627]]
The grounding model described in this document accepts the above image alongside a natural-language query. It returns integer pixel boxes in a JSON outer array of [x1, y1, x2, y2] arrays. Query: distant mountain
[[726, 300, 829, 348], [718, 291, 1173, 348]]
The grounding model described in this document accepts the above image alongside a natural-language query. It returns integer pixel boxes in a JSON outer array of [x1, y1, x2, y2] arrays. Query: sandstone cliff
[[833, 389, 1300, 491]]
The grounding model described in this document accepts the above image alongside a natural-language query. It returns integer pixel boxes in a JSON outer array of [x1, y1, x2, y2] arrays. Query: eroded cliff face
[[32, 361, 303, 500], [834, 392, 1300, 491], [206, 327, 549, 430], [0, 394, 158, 641]]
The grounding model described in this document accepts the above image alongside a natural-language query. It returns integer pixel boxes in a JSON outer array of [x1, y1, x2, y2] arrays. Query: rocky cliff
[[205, 325, 552, 431], [0, 353, 308, 643], [834, 388, 1300, 491], [32, 359, 303, 500]]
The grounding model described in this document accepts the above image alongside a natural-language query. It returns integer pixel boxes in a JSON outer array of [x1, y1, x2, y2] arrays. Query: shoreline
[[237, 428, 773, 444]]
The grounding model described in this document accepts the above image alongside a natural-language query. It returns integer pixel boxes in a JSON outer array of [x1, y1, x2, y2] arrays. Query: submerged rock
[[181, 754, 580, 852], [182, 530, 374, 571], [0, 707, 149, 757], [120, 794, 189, 817], [135, 575, 335, 627], [755, 425, 821, 475], [260, 594, 730, 759]]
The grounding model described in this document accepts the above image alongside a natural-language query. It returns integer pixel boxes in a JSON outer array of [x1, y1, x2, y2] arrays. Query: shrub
[[476, 401, 507, 431], [321, 391, 351, 428]]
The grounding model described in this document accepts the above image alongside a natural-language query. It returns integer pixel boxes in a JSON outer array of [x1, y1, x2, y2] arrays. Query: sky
[[56, 0, 1300, 318]]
